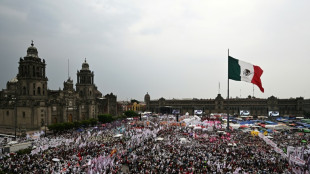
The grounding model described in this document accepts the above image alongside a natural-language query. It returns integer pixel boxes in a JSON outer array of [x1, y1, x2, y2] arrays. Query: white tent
[[113, 134, 123, 138], [180, 138, 188, 143], [194, 127, 202, 130], [52, 158, 60, 162], [230, 124, 240, 129], [7, 141, 18, 145], [183, 116, 201, 126], [156, 137, 164, 141], [265, 125, 277, 128]]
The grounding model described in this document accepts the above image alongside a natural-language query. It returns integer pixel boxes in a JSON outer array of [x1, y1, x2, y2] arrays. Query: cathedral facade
[[0, 42, 117, 132]]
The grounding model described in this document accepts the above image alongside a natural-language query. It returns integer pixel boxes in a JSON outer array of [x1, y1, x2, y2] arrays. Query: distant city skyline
[[1, 0, 310, 101]]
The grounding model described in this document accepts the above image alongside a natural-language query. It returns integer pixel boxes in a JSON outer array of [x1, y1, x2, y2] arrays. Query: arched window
[[23, 86, 26, 95], [33, 66, 35, 77], [89, 90, 92, 96], [37, 87, 41, 95], [33, 83, 36, 95]]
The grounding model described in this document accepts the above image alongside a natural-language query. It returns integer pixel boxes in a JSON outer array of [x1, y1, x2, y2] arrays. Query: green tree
[[98, 114, 114, 123], [124, 110, 138, 117], [73, 121, 81, 128], [81, 120, 91, 127], [89, 118, 98, 126], [131, 99, 139, 104]]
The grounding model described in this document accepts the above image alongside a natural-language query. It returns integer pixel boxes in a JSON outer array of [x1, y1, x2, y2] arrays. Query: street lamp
[[45, 110, 47, 137], [13, 97, 17, 140]]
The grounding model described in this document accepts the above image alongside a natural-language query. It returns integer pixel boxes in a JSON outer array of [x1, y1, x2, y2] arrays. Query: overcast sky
[[1, 0, 310, 101]]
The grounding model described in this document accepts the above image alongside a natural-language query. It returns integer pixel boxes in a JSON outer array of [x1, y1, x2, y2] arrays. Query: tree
[[81, 120, 91, 127], [131, 99, 139, 104], [89, 118, 98, 126], [98, 114, 114, 123], [124, 110, 138, 117], [73, 121, 81, 128]]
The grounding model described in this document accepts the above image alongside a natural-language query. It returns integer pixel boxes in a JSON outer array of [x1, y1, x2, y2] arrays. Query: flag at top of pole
[[228, 56, 264, 93]]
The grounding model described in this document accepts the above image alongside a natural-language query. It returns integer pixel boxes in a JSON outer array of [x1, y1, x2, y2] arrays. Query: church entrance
[[53, 117, 57, 124], [68, 114, 73, 122]]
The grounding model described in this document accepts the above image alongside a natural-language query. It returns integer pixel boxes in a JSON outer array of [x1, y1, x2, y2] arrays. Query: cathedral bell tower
[[76, 59, 95, 100], [17, 41, 48, 99]]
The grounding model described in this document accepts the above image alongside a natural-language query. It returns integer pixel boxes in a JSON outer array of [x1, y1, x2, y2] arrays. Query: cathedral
[[0, 42, 117, 132]]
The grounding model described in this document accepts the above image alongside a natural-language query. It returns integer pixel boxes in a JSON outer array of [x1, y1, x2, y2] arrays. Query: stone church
[[0, 42, 117, 132]]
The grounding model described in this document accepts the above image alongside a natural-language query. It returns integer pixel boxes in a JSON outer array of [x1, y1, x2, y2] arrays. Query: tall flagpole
[[68, 59, 69, 79], [227, 49, 230, 131], [253, 84, 255, 98]]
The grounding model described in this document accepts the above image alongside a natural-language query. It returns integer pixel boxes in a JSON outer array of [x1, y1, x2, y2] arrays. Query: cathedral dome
[[9, 77, 18, 83], [26, 40, 38, 58], [82, 58, 89, 70], [144, 92, 150, 102]]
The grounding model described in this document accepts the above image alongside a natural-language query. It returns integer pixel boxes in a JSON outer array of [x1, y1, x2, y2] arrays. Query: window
[[33, 66, 35, 77], [23, 112, 26, 118], [37, 87, 41, 95], [33, 83, 36, 95], [23, 87, 26, 95], [6, 111, 9, 116]]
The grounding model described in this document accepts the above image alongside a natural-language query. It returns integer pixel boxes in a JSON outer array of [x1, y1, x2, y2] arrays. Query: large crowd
[[1, 117, 310, 173]]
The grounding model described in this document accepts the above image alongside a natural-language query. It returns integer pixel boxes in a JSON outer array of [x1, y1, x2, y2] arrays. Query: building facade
[[0, 42, 117, 132], [145, 93, 308, 117]]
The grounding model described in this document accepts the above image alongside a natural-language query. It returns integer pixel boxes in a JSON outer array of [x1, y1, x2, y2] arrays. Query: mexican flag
[[228, 56, 264, 92]]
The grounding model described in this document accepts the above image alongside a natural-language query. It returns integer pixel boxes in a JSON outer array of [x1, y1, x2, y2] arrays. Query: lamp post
[[14, 97, 17, 140], [45, 109, 47, 137]]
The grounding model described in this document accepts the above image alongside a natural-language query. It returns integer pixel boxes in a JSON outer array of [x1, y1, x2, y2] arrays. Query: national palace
[[144, 93, 310, 117]]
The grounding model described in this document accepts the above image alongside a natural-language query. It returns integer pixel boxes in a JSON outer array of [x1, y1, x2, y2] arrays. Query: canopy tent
[[230, 124, 240, 129], [193, 127, 202, 130], [52, 158, 60, 162], [265, 125, 277, 128], [303, 129, 310, 133], [202, 128, 208, 131], [264, 121, 277, 125], [180, 138, 188, 143], [228, 143, 237, 146], [7, 141, 18, 145], [113, 134, 123, 138]]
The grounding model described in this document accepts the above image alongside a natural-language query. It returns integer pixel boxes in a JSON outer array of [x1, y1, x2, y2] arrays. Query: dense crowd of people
[[0, 117, 310, 173]]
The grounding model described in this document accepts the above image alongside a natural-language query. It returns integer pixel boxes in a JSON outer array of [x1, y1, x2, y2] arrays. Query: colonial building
[[145, 93, 308, 117], [0, 42, 117, 132]]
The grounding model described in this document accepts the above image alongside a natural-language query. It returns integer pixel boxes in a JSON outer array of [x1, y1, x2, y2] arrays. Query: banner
[[240, 110, 250, 116], [194, 110, 203, 115], [268, 111, 279, 117]]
